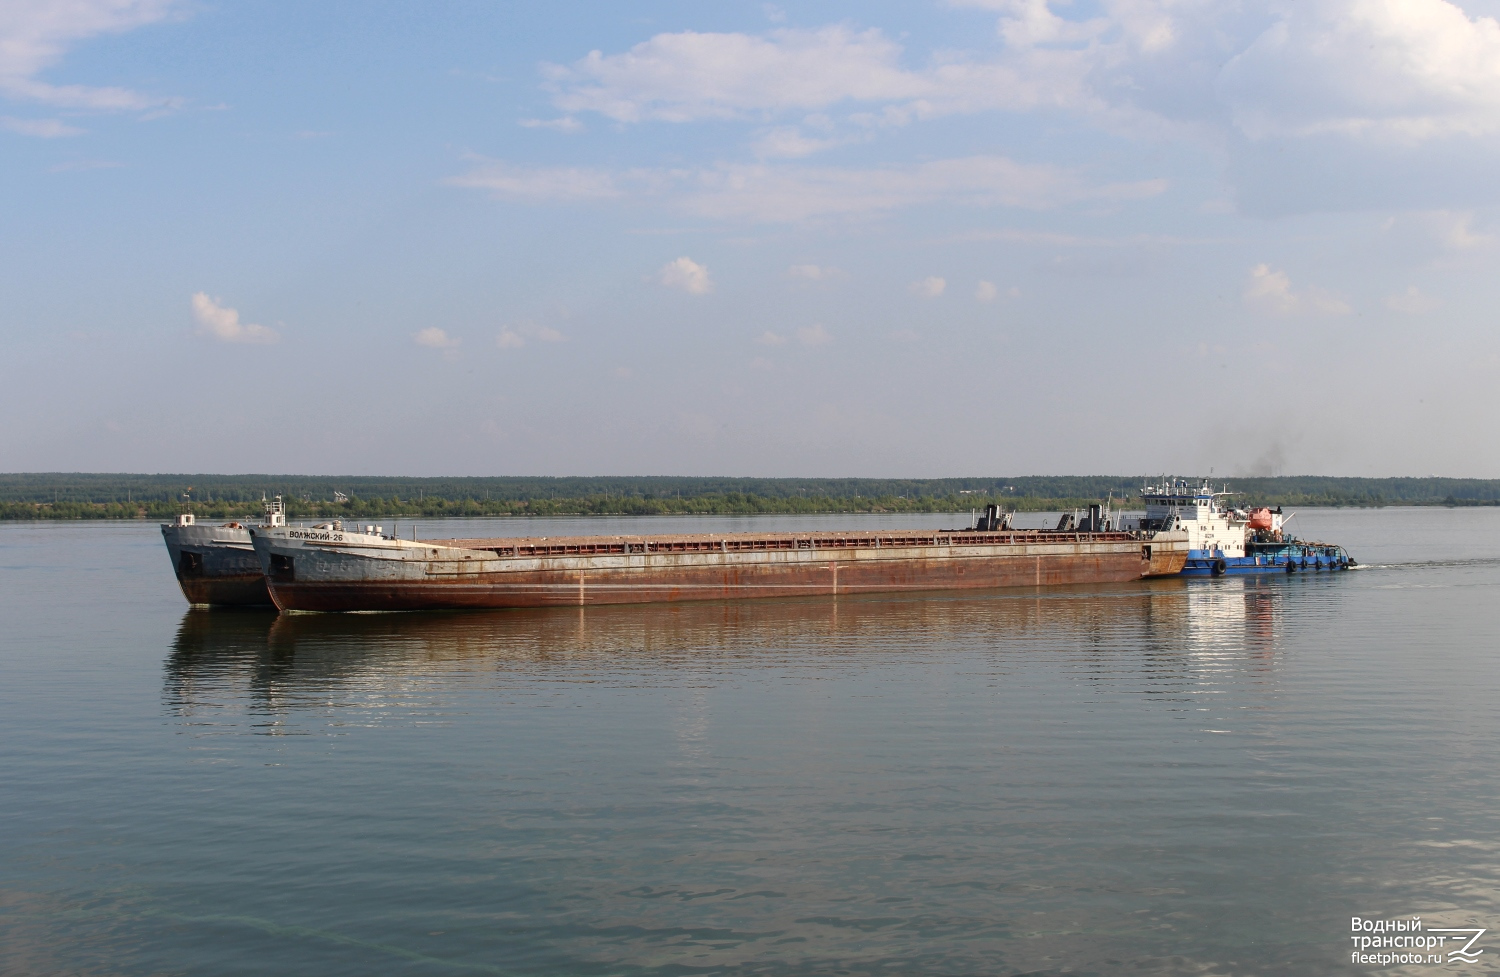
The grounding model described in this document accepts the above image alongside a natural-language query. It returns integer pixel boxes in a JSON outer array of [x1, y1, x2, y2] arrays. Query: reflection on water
[[166, 579, 1289, 732], [146, 580, 1347, 975], [15, 510, 1500, 976]]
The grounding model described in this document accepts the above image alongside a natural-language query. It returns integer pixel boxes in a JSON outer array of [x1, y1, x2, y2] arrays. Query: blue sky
[[4, 0, 1500, 477]]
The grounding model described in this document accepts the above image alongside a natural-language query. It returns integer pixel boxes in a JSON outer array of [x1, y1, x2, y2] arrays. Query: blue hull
[[1180, 545, 1353, 576]]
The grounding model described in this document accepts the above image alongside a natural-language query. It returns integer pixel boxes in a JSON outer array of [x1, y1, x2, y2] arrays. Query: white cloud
[[1, 115, 81, 137], [978, 0, 1112, 48], [0, 0, 182, 110], [545, 25, 1093, 127], [658, 256, 713, 294], [909, 276, 946, 298], [445, 160, 623, 201], [1378, 210, 1496, 265], [796, 322, 832, 345], [495, 322, 564, 348], [518, 116, 583, 132], [534, 18, 1225, 136], [533, 5, 1500, 213], [957, 0, 1500, 149], [758, 325, 829, 345], [191, 293, 278, 344], [451, 155, 1164, 223], [1217, 0, 1500, 142], [751, 126, 844, 158], [414, 327, 460, 348], [1243, 264, 1351, 316], [680, 157, 1163, 222], [1244, 265, 1299, 314], [975, 280, 998, 301], [1422, 210, 1494, 251], [1384, 285, 1442, 314], [788, 263, 841, 280], [546, 27, 926, 123]]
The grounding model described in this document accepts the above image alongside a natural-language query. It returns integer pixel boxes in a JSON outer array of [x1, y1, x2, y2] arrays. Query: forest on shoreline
[[4, 473, 1499, 521]]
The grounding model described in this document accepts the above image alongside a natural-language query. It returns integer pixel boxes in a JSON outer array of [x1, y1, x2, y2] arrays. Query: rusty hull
[[253, 527, 1190, 613], [176, 572, 275, 607], [162, 522, 274, 607]]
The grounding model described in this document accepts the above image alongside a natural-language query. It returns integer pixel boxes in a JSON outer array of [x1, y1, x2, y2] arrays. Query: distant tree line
[[3, 473, 1499, 520]]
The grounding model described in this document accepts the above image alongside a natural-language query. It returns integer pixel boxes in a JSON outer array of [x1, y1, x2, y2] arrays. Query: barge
[[249, 510, 1190, 612], [161, 497, 287, 606]]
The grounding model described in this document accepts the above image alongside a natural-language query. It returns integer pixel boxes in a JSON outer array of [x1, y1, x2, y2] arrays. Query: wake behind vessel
[[1128, 479, 1354, 575], [248, 512, 1191, 612]]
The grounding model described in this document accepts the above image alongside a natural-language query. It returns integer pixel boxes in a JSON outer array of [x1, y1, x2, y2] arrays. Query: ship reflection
[[164, 578, 1291, 724]]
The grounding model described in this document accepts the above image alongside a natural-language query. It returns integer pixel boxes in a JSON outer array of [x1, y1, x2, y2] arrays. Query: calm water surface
[[4, 508, 1500, 976]]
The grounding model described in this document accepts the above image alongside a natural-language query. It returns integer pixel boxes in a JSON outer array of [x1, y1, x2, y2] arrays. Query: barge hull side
[[265, 544, 1187, 612]]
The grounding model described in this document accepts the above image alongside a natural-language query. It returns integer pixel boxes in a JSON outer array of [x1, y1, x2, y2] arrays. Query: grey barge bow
[[161, 498, 288, 607]]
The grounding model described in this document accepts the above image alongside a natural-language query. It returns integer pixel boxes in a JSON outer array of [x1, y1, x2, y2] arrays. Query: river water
[[3, 508, 1499, 976]]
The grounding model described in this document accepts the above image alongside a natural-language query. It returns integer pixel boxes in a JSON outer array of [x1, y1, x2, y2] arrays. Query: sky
[[3, 0, 1500, 478]]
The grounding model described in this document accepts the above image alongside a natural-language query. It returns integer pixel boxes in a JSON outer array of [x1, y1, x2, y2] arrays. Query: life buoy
[[1212, 559, 1227, 576]]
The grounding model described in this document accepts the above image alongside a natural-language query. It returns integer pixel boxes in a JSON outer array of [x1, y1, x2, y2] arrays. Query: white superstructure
[[1127, 479, 1250, 559]]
